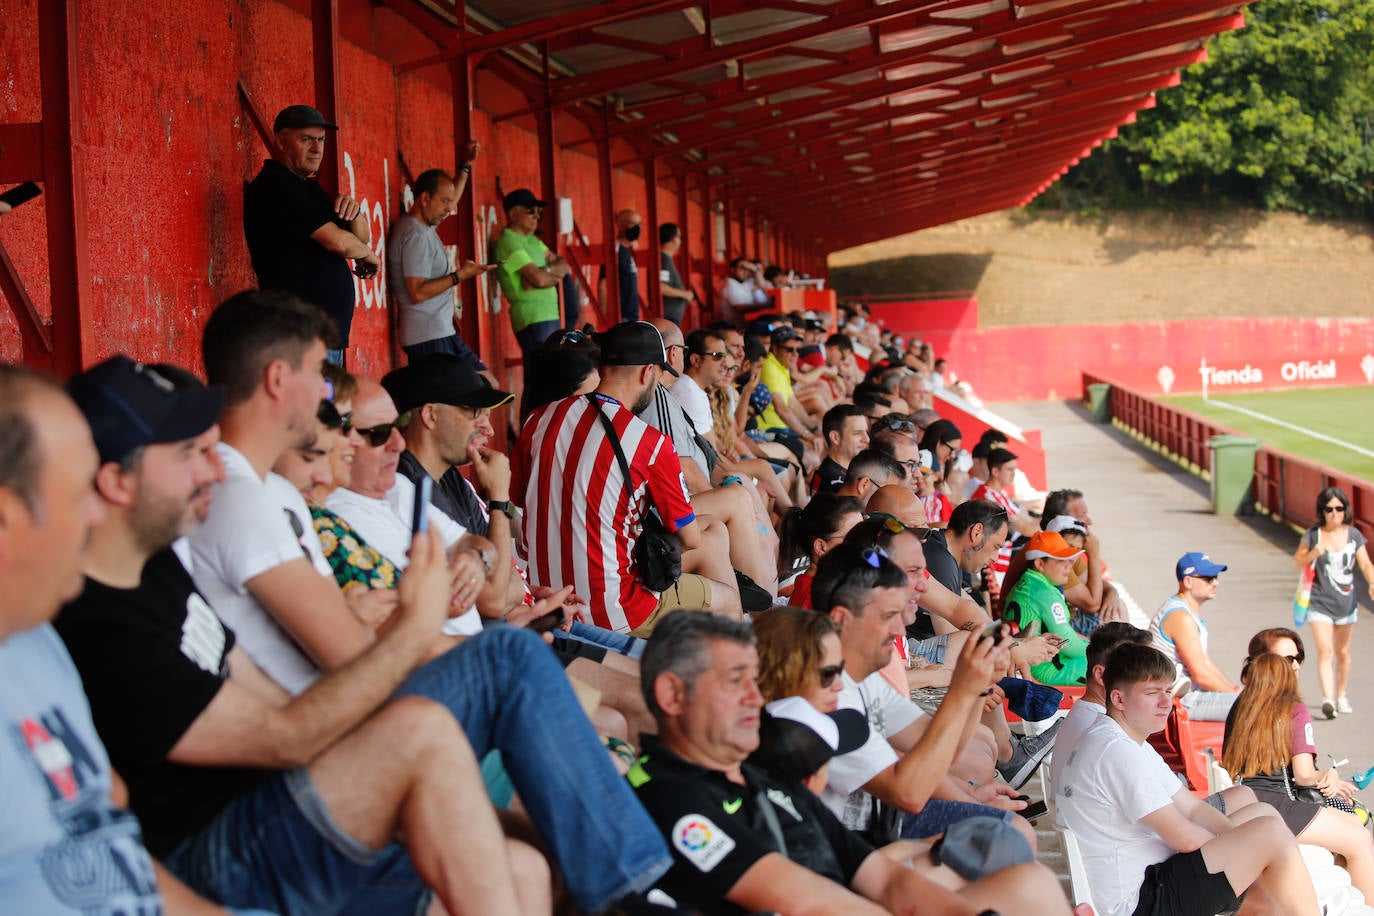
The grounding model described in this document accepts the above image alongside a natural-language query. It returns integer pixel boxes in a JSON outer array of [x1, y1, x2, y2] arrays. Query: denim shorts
[[900, 798, 1014, 840], [164, 769, 429, 916]]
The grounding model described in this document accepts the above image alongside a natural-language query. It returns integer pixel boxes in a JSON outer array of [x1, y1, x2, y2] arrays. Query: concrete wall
[[0, 0, 733, 378]]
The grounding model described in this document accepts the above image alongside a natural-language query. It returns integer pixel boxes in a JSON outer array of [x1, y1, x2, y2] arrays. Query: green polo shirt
[[494, 227, 560, 333], [1002, 568, 1088, 686]]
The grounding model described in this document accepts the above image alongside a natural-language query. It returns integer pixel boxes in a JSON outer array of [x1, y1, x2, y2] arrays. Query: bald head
[[652, 318, 683, 347], [866, 484, 927, 528], [616, 209, 642, 231]]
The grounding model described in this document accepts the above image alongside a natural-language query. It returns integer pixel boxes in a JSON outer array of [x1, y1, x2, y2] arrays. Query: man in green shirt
[[493, 188, 572, 370], [1002, 531, 1087, 685]]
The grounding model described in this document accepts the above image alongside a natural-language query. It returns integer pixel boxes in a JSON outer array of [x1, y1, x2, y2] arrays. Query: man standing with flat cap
[[493, 188, 573, 374], [383, 353, 515, 538], [244, 104, 378, 365]]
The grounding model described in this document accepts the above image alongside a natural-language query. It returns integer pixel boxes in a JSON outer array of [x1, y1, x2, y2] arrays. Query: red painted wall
[[874, 299, 1374, 402], [0, 0, 725, 383]]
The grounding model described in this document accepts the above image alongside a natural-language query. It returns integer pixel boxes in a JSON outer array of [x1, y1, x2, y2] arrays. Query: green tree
[[1047, 0, 1374, 217]]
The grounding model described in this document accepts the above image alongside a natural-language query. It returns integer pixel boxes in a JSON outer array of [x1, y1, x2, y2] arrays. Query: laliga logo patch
[[673, 814, 735, 872]]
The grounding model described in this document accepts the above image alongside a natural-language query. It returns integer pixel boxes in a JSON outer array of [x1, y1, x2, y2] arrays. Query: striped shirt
[[514, 393, 696, 632], [970, 483, 1019, 586]]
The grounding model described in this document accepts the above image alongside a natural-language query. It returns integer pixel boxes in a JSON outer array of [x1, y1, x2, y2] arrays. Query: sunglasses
[[695, 350, 728, 360], [779, 346, 800, 354], [354, 411, 412, 447], [317, 399, 352, 433], [818, 660, 846, 688], [818, 546, 890, 609], [1281, 653, 1304, 666], [871, 415, 916, 433], [1323, 505, 1346, 514], [547, 328, 590, 348], [867, 512, 932, 542]]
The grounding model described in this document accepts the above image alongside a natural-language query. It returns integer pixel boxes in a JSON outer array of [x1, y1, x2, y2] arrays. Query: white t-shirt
[[721, 275, 766, 308], [325, 476, 482, 636], [188, 443, 332, 695], [1055, 715, 1182, 916], [1049, 699, 1105, 821], [821, 670, 923, 830], [671, 372, 714, 435]]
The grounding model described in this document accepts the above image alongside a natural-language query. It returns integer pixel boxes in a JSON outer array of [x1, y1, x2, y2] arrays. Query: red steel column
[[597, 100, 619, 324], [643, 155, 660, 320], [312, 0, 342, 194], [37, 0, 89, 374]]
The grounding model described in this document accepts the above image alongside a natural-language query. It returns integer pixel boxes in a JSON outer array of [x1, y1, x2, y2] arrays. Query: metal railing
[[1081, 372, 1374, 542]]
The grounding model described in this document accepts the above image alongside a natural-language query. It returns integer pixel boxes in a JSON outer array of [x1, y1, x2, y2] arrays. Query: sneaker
[[1323, 698, 1339, 720], [997, 719, 1062, 789], [1338, 695, 1354, 714]]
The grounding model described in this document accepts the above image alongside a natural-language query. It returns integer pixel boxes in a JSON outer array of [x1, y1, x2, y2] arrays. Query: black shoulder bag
[[587, 395, 683, 593]]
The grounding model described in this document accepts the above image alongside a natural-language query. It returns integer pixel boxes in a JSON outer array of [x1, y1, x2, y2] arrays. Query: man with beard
[[386, 164, 496, 381], [514, 321, 742, 635]]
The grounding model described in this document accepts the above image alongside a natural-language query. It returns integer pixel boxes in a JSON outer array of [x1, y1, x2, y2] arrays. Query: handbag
[[1283, 767, 1363, 817], [588, 396, 683, 593], [1293, 562, 1315, 627]]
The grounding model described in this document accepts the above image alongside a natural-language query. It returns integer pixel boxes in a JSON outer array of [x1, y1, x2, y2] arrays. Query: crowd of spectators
[[3, 103, 1369, 916]]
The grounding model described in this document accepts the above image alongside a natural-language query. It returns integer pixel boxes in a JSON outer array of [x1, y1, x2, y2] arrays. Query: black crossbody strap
[[586, 394, 658, 518]]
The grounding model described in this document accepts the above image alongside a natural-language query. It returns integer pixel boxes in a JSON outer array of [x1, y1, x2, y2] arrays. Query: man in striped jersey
[[515, 321, 742, 636]]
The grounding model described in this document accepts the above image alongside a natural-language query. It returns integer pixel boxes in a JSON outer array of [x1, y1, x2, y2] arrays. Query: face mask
[[624, 225, 642, 242]]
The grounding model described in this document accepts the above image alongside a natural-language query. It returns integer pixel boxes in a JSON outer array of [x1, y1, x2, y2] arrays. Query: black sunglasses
[[818, 660, 846, 688], [317, 399, 352, 433], [871, 415, 916, 433], [1323, 504, 1347, 514], [354, 411, 412, 447]]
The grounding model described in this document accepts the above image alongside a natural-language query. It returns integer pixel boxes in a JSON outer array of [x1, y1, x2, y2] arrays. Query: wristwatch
[[450, 270, 460, 287], [487, 499, 516, 520], [460, 545, 494, 577]]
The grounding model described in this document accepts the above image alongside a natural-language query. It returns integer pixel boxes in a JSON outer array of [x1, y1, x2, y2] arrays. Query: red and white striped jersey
[[922, 491, 953, 526], [513, 393, 696, 633], [970, 483, 1020, 586]]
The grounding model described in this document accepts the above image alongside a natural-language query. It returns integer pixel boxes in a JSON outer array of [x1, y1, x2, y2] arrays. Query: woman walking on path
[[1295, 487, 1374, 719]]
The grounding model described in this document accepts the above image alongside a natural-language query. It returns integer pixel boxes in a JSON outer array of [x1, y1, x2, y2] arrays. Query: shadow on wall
[[829, 252, 993, 297]]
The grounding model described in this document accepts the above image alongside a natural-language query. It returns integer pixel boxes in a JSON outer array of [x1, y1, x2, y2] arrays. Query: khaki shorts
[[630, 574, 714, 638]]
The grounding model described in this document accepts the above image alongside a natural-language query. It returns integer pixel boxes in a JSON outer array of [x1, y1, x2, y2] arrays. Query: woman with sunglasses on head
[[1294, 486, 1374, 718], [519, 329, 602, 423], [777, 494, 866, 607], [1223, 632, 1374, 898]]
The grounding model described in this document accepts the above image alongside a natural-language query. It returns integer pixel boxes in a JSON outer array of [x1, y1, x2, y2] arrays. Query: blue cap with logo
[[1176, 551, 1227, 580]]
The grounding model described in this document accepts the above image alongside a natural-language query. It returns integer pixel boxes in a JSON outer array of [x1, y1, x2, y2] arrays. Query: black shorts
[[1133, 849, 1240, 916]]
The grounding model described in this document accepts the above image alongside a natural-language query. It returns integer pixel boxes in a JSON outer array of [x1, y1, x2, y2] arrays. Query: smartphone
[[527, 607, 566, 633], [412, 477, 432, 534], [0, 182, 41, 209], [488, 257, 507, 266], [980, 620, 1008, 645]]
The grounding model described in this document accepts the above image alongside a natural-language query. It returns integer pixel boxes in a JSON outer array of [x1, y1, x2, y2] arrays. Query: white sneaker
[[1339, 695, 1354, 714]]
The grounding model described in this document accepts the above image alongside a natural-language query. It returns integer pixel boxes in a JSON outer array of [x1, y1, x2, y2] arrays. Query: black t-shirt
[[243, 158, 357, 346], [631, 736, 873, 915], [911, 528, 962, 640], [397, 450, 488, 536], [53, 548, 271, 856], [811, 456, 848, 494]]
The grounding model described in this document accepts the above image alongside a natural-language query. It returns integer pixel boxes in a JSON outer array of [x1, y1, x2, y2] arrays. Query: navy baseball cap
[[272, 105, 338, 132], [502, 188, 547, 211], [1176, 552, 1227, 579], [67, 356, 225, 465], [596, 321, 678, 377]]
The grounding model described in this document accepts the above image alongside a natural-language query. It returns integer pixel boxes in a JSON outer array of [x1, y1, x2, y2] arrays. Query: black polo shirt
[[396, 450, 488, 536], [243, 158, 358, 346], [910, 528, 963, 640], [630, 735, 873, 915], [811, 456, 848, 494]]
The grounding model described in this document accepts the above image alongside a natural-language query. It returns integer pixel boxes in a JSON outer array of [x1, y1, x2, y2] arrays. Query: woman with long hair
[[1294, 486, 1374, 718], [1223, 631, 1374, 897], [776, 494, 865, 606], [753, 607, 846, 712]]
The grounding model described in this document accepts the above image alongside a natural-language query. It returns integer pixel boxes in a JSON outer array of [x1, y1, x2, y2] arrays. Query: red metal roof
[[401, 0, 1242, 253]]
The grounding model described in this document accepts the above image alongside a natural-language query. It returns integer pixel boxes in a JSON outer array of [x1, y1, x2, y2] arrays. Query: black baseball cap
[[748, 697, 869, 782], [272, 104, 339, 132], [596, 321, 679, 377], [770, 326, 802, 347], [502, 188, 547, 211], [67, 356, 225, 465], [381, 354, 514, 414]]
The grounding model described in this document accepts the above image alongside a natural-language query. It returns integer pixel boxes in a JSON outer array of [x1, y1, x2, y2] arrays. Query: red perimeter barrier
[[862, 298, 1374, 403], [1080, 372, 1374, 543]]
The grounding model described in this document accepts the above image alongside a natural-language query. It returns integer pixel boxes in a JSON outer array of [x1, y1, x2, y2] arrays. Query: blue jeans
[[166, 768, 429, 916], [565, 620, 646, 659], [395, 626, 670, 913], [402, 333, 487, 371], [515, 319, 563, 365], [900, 798, 1013, 840]]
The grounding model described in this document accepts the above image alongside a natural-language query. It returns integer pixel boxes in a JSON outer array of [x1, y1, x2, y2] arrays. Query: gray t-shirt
[[387, 214, 455, 346], [1303, 525, 1368, 619]]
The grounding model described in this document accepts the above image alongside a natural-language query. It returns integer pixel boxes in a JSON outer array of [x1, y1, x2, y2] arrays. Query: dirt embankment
[[827, 209, 1374, 326]]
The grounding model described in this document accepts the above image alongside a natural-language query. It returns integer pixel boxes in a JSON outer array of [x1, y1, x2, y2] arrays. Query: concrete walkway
[[994, 398, 1374, 787]]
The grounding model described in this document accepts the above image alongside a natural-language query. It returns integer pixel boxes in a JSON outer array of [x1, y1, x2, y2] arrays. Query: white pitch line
[[1204, 397, 1374, 461]]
